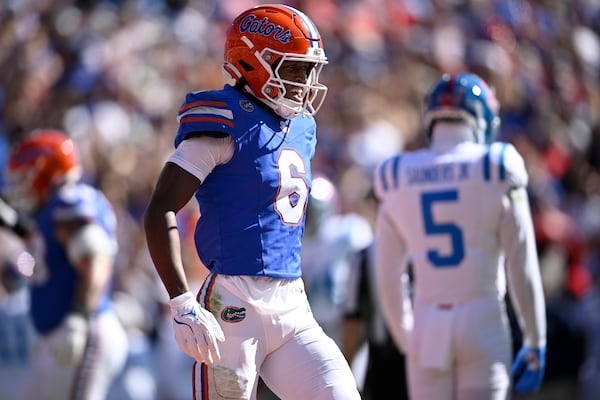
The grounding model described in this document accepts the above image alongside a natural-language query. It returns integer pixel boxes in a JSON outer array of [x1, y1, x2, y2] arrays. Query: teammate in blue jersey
[[372, 72, 547, 399], [144, 4, 361, 400], [3, 129, 127, 400]]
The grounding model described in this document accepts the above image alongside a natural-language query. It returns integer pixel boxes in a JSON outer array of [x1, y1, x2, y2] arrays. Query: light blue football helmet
[[424, 72, 500, 144]]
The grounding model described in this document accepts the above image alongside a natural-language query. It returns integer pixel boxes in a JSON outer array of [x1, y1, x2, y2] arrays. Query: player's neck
[[430, 122, 475, 150]]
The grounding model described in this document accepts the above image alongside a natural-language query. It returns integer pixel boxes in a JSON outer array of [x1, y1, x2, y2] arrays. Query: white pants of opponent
[[18, 309, 128, 400], [194, 274, 361, 400], [407, 297, 512, 400]]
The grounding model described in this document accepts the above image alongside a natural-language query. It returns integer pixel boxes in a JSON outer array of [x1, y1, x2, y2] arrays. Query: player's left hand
[[169, 291, 225, 365], [512, 346, 546, 393], [46, 313, 89, 367]]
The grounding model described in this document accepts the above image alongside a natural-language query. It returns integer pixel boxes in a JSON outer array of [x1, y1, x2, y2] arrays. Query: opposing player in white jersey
[[373, 72, 547, 400], [144, 4, 360, 400]]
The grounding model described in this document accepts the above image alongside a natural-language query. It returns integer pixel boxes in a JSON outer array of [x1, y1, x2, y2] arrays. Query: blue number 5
[[421, 190, 465, 268]]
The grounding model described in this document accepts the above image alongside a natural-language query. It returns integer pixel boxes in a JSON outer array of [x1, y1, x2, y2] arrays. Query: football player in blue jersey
[[372, 72, 547, 399], [143, 4, 361, 400], [3, 129, 128, 400]]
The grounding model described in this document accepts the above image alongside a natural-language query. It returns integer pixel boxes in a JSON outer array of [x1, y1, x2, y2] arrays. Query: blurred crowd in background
[[1, 0, 600, 399]]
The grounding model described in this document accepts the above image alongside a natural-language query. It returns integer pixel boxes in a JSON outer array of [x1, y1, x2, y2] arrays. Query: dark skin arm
[[144, 162, 201, 299]]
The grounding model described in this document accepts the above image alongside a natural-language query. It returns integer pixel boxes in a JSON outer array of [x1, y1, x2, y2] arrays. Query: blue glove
[[512, 346, 546, 393]]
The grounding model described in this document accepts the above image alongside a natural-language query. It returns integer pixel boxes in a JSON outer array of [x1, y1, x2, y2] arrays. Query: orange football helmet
[[6, 129, 82, 212], [223, 4, 328, 118]]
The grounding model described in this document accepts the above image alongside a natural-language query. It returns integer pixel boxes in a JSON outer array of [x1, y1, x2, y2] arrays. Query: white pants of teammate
[[0, 312, 36, 400], [18, 309, 128, 400], [194, 274, 361, 400], [407, 296, 512, 400]]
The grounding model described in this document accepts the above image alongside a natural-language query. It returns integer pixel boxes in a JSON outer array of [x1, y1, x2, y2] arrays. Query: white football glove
[[169, 291, 225, 365], [46, 313, 89, 367]]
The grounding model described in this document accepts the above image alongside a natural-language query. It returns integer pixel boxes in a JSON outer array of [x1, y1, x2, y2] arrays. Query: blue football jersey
[[30, 183, 117, 334], [174, 85, 316, 278]]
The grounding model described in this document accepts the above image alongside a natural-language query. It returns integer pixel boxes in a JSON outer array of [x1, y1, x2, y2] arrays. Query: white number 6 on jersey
[[275, 148, 309, 225]]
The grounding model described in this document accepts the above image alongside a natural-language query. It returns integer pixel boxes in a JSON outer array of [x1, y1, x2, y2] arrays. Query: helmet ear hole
[[239, 60, 254, 72]]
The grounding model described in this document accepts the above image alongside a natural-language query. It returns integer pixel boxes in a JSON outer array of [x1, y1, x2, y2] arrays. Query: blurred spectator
[[343, 242, 409, 400], [301, 175, 373, 346]]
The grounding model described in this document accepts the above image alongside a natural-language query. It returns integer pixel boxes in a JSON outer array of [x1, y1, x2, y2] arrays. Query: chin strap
[[273, 103, 301, 119]]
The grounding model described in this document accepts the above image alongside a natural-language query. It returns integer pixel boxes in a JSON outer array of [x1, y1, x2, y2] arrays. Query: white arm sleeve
[[374, 205, 413, 353], [66, 224, 116, 264], [167, 135, 235, 182], [500, 187, 546, 348]]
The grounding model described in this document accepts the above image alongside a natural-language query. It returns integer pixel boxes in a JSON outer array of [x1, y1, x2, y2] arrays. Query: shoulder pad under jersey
[[482, 142, 528, 188], [372, 154, 403, 200], [176, 88, 238, 145]]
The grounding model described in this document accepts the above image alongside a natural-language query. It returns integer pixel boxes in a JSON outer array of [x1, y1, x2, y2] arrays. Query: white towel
[[418, 306, 455, 370]]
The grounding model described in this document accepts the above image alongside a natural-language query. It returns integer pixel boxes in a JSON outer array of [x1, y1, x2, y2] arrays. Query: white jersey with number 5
[[373, 124, 545, 367], [375, 137, 528, 303]]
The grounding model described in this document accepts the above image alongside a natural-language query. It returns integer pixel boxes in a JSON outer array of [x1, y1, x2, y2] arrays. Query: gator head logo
[[240, 99, 254, 112], [221, 306, 247, 323]]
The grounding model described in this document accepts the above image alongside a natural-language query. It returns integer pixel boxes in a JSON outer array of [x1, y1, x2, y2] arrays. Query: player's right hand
[[47, 313, 89, 367], [512, 346, 546, 393], [169, 291, 225, 365]]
